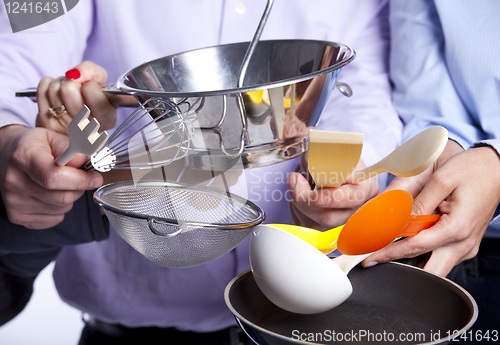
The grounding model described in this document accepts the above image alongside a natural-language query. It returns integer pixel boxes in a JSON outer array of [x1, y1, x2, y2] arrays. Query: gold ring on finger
[[49, 105, 68, 119]]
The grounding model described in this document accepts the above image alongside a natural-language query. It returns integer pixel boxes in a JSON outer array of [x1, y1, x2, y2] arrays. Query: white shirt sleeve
[[315, 3, 402, 186], [0, 2, 93, 128]]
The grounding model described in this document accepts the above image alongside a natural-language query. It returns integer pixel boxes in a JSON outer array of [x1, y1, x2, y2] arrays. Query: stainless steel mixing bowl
[[115, 39, 355, 170], [17, 39, 355, 171]]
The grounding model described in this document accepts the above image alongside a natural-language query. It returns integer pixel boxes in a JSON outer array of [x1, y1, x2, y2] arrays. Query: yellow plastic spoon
[[270, 190, 440, 255], [269, 223, 344, 254]]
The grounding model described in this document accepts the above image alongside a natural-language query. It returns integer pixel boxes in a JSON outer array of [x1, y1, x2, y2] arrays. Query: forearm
[[0, 190, 109, 277]]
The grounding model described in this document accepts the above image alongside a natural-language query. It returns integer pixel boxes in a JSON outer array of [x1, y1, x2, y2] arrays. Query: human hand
[[35, 61, 120, 134], [0, 125, 103, 229], [287, 159, 379, 230], [383, 139, 464, 195], [363, 141, 500, 276]]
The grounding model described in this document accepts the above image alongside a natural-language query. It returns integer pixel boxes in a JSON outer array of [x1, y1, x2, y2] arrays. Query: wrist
[[0, 125, 29, 148], [471, 144, 500, 163]]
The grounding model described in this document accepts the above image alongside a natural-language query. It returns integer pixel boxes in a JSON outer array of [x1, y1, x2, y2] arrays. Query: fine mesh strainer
[[94, 180, 265, 268]]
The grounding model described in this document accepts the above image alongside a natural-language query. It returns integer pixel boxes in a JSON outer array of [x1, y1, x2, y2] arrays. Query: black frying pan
[[225, 261, 477, 345]]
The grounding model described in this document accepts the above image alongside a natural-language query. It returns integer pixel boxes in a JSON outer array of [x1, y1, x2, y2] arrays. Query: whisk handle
[[55, 144, 79, 166]]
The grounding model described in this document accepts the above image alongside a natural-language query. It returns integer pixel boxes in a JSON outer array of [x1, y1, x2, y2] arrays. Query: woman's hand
[[35, 61, 120, 134]]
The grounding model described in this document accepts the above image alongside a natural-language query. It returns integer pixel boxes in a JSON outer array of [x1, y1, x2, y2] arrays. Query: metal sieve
[[94, 180, 265, 268]]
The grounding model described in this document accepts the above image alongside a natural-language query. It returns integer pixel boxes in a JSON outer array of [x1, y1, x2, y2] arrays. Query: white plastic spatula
[[308, 129, 364, 188], [55, 105, 109, 166], [345, 126, 448, 184]]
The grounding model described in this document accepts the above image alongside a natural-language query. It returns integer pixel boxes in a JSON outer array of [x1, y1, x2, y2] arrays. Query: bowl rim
[[115, 39, 356, 98]]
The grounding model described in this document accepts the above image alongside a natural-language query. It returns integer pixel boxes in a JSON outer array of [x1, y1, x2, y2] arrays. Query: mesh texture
[[96, 182, 263, 268]]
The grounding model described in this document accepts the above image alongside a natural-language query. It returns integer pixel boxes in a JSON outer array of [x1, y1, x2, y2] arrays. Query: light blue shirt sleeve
[[389, 0, 500, 236], [389, 0, 500, 151]]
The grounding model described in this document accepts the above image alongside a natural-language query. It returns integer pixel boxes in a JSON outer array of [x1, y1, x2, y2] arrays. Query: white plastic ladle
[[249, 224, 370, 314]]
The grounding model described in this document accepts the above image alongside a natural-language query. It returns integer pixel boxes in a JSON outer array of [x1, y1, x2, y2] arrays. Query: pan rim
[[224, 260, 478, 345]]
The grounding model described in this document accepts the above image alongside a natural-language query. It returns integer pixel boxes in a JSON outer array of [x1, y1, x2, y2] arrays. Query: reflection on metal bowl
[[225, 261, 477, 345], [117, 40, 355, 170]]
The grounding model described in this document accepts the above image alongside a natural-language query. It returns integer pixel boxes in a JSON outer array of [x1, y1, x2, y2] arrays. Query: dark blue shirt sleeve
[[0, 190, 109, 278]]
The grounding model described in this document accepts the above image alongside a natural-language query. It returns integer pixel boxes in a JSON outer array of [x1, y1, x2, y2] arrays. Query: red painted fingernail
[[65, 68, 81, 80]]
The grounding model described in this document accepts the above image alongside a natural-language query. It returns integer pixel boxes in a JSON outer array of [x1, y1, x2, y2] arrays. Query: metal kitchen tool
[[226, 262, 477, 345], [55, 105, 108, 166], [82, 98, 196, 172], [122, 39, 355, 171], [18, 39, 355, 171], [238, 0, 274, 87], [94, 180, 265, 268], [18, 0, 355, 171]]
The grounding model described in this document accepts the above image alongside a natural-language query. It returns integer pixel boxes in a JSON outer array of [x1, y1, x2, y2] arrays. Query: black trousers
[[78, 318, 255, 345], [446, 238, 500, 344]]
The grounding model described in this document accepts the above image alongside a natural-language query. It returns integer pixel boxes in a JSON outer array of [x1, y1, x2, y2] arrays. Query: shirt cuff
[[470, 139, 500, 223], [470, 139, 500, 156]]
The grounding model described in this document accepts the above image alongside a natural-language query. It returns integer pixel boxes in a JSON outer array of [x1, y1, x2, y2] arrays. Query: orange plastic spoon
[[270, 190, 439, 255], [337, 190, 440, 255]]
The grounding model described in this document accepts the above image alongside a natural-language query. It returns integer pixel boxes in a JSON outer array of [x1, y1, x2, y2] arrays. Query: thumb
[[383, 163, 435, 197], [28, 130, 103, 191], [65, 60, 108, 85], [384, 175, 425, 197], [411, 171, 451, 216], [49, 130, 97, 170]]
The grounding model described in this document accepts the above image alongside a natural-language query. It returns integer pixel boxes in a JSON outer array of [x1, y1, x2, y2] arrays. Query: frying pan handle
[[148, 218, 190, 238], [401, 214, 441, 237]]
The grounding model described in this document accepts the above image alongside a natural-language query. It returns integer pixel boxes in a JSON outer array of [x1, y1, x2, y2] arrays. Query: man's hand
[[363, 141, 500, 276], [287, 159, 379, 230], [0, 125, 103, 229]]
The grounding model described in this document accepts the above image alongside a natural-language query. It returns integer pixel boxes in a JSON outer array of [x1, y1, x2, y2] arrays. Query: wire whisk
[[83, 97, 200, 172]]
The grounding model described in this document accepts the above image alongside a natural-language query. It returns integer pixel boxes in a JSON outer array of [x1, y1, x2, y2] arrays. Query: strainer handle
[[148, 218, 189, 238], [237, 0, 274, 87], [16, 85, 139, 107]]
